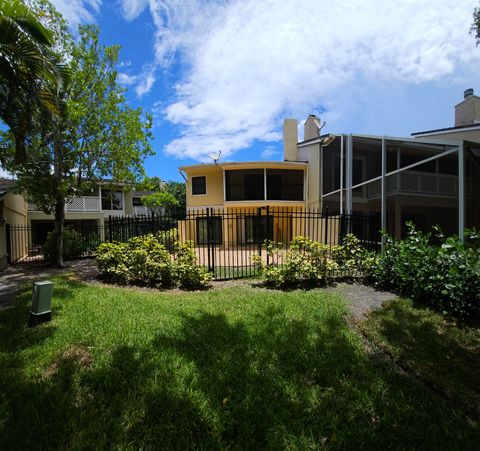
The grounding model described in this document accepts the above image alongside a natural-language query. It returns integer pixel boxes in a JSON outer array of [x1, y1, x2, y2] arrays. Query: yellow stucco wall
[[0, 193, 27, 257], [181, 162, 308, 210]]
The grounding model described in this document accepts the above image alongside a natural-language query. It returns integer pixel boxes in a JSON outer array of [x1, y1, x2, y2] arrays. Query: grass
[[360, 298, 480, 420], [0, 277, 478, 449]]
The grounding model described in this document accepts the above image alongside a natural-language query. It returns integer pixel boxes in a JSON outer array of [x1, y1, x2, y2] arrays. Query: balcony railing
[[367, 171, 470, 198], [29, 196, 102, 212], [133, 206, 151, 215]]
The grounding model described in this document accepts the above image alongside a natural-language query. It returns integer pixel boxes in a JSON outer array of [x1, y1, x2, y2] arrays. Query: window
[[132, 197, 142, 206], [244, 216, 273, 244], [192, 176, 206, 195], [101, 189, 123, 210], [196, 217, 222, 244]]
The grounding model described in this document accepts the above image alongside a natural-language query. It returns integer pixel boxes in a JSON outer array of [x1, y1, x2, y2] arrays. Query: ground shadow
[[0, 299, 479, 449]]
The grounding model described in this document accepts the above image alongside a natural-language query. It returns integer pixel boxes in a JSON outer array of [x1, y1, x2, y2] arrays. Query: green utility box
[[29, 281, 53, 326]]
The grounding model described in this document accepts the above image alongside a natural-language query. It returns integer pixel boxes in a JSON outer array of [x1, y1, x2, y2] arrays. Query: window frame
[[191, 175, 207, 196]]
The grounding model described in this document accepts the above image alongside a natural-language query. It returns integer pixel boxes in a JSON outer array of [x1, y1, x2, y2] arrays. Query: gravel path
[[1, 261, 396, 320], [326, 282, 398, 322]]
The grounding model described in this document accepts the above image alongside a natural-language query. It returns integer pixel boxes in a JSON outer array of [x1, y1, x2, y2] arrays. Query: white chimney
[[283, 119, 298, 161]]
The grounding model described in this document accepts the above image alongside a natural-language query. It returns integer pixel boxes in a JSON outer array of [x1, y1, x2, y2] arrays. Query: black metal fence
[[5, 208, 380, 279], [6, 222, 104, 265]]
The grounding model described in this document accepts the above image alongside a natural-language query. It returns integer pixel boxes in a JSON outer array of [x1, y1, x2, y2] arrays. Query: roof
[[411, 123, 480, 136], [0, 178, 15, 198], [179, 161, 307, 171]]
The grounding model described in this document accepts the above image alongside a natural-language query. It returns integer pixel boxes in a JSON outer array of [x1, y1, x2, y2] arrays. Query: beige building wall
[[184, 166, 224, 208], [0, 193, 27, 258], [455, 94, 480, 127]]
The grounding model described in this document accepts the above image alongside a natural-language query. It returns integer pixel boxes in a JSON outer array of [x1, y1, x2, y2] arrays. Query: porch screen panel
[[225, 170, 264, 201], [266, 169, 304, 200]]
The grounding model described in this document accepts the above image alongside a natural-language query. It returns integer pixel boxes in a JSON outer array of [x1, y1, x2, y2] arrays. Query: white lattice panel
[[386, 175, 399, 193], [83, 197, 101, 211], [65, 196, 101, 212], [420, 173, 437, 193], [438, 176, 457, 195], [400, 172, 419, 192], [65, 197, 84, 212]]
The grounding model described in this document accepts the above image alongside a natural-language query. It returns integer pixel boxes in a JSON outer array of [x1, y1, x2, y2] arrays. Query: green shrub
[[157, 228, 179, 252], [372, 224, 480, 319], [42, 228, 85, 263], [254, 236, 338, 288], [332, 233, 375, 276], [173, 241, 212, 289], [96, 234, 211, 290]]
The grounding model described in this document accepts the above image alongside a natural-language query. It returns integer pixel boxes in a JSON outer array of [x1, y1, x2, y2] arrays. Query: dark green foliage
[[253, 236, 339, 288], [332, 233, 376, 276], [42, 228, 100, 263], [373, 224, 480, 319], [96, 233, 211, 289]]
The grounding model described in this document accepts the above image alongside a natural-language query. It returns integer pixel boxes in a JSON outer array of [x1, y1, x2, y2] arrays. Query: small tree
[[0, 10, 153, 266], [141, 191, 178, 215]]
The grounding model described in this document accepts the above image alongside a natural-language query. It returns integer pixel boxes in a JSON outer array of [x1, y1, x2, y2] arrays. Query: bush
[[372, 223, 480, 319], [96, 234, 211, 290], [332, 233, 375, 276], [254, 236, 338, 288], [42, 228, 85, 263], [173, 241, 212, 289]]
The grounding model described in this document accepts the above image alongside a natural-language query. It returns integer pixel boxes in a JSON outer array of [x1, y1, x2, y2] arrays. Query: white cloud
[[118, 72, 138, 86], [135, 69, 156, 97], [120, 0, 149, 21], [126, 0, 480, 160], [51, 0, 101, 27], [261, 147, 280, 159]]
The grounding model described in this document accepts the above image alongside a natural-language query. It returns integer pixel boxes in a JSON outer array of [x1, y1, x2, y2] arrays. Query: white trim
[[458, 144, 465, 240], [381, 137, 386, 248], [413, 125, 480, 137]]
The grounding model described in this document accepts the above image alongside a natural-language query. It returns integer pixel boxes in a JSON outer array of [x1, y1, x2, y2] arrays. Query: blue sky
[[42, 1, 480, 182]]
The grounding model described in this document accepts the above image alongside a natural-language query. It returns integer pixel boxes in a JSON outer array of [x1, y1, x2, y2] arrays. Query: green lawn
[[0, 277, 478, 450]]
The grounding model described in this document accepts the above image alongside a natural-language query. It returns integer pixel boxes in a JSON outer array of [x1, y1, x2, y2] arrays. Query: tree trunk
[[53, 128, 65, 267], [54, 196, 65, 267]]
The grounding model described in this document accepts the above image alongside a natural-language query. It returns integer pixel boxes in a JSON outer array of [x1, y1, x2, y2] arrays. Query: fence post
[[210, 208, 215, 275], [324, 207, 329, 245], [108, 215, 113, 242], [206, 208, 212, 273], [257, 207, 262, 258], [266, 205, 270, 266], [6, 224, 11, 264]]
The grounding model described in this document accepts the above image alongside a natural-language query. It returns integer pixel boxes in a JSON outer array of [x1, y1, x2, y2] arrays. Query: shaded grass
[[361, 298, 480, 420], [0, 277, 478, 450]]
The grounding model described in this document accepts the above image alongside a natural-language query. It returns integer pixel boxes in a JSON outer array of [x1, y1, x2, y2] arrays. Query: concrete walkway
[[0, 259, 97, 309]]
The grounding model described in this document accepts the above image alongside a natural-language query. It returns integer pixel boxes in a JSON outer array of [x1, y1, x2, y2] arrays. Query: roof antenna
[[208, 150, 222, 164], [313, 117, 326, 136]]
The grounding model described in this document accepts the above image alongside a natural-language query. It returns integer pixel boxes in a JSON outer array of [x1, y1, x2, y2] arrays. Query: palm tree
[[0, 0, 64, 160]]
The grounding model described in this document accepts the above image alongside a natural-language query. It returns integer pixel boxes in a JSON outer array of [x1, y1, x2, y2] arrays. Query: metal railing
[[5, 208, 380, 279]]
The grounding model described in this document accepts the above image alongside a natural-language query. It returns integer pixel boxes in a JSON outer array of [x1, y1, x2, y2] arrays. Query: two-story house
[[180, 90, 480, 243]]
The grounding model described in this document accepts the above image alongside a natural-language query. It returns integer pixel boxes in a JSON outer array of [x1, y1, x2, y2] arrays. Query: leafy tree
[[1, 14, 153, 266], [472, 4, 480, 45], [163, 181, 186, 217], [141, 191, 178, 215], [137, 177, 186, 217], [0, 0, 65, 159]]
